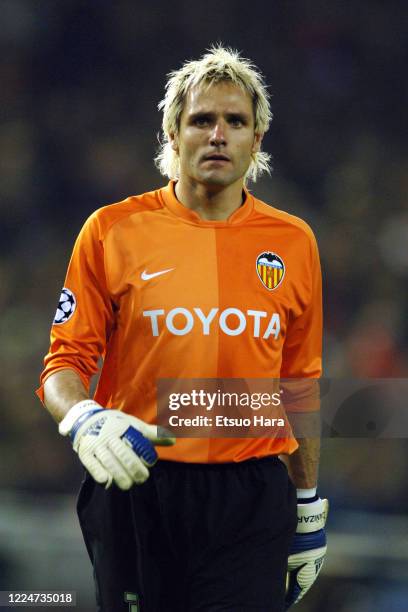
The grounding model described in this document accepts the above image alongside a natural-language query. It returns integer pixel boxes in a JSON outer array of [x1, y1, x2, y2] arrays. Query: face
[[171, 81, 263, 189]]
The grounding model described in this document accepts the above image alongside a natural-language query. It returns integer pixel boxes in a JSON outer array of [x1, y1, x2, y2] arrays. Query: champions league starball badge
[[53, 287, 77, 324]]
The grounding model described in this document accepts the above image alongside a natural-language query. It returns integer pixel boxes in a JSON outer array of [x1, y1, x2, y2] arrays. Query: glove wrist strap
[[58, 399, 103, 436], [297, 487, 317, 499], [297, 498, 328, 533]]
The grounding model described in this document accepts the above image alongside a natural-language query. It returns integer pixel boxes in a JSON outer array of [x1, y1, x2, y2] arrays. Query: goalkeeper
[[37, 45, 327, 612]]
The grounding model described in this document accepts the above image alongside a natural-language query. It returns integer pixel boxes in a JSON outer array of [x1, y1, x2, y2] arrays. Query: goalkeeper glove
[[58, 400, 175, 490], [285, 496, 328, 609]]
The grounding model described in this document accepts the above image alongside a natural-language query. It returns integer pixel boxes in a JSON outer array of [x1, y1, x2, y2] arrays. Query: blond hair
[[155, 45, 272, 183]]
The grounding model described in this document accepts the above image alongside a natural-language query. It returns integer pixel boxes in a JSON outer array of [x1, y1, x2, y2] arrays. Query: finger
[[78, 448, 110, 486], [134, 421, 176, 446], [108, 437, 150, 484], [104, 474, 113, 490], [121, 426, 158, 466], [93, 444, 133, 490], [154, 434, 177, 446]]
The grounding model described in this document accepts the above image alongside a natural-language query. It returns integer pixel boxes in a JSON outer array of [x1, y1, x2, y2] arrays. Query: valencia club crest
[[256, 252, 285, 290]]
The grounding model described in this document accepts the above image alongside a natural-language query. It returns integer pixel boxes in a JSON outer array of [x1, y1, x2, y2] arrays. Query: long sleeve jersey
[[37, 181, 322, 462]]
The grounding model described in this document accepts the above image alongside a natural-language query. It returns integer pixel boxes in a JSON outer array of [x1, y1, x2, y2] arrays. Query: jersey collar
[[160, 180, 254, 227]]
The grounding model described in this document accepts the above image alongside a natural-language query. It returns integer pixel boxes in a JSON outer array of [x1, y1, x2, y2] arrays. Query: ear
[[170, 132, 179, 153], [252, 132, 263, 154]]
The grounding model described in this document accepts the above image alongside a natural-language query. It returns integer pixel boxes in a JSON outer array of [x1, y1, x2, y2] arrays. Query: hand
[[285, 497, 328, 609], [58, 400, 175, 490]]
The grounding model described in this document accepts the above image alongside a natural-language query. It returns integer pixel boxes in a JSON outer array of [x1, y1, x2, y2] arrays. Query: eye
[[193, 115, 210, 127], [228, 115, 245, 128]]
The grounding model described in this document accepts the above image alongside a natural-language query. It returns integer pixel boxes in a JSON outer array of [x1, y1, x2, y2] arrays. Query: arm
[[279, 230, 323, 492], [43, 369, 88, 423], [38, 214, 174, 490], [281, 436, 320, 490], [279, 230, 327, 609]]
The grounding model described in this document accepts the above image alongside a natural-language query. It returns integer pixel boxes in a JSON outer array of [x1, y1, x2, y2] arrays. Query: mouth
[[202, 154, 231, 163]]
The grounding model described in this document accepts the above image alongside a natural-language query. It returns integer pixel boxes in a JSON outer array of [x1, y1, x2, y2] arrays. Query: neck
[[174, 177, 245, 221]]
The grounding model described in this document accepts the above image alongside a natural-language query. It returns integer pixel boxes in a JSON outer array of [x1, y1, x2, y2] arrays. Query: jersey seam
[[253, 200, 316, 242], [92, 193, 167, 242]]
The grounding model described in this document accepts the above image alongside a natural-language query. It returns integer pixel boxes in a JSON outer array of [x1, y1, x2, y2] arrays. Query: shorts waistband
[[156, 455, 282, 471]]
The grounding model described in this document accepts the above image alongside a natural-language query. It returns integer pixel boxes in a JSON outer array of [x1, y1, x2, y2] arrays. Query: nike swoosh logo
[[141, 268, 174, 281]]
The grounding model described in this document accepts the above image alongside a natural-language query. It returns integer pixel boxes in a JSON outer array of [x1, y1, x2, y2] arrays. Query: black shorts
[[77, 456, 297, 612]]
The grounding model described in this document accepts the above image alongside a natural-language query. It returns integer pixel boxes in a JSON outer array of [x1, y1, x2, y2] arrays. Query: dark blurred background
[[1, 1, 407, 610]]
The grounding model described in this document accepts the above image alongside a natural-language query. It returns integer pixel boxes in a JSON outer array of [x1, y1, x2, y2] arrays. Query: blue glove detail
[[285, 497, 328, 609], [69, 408, 104, 442], [285, 573, 303, 610], [121, 426, 158, 467], [288, 529, 326, 555]]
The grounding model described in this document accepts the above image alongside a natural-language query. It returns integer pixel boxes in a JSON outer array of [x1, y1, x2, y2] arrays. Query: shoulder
[[251, 195, 319, 255], [253, 195, 316, 240], [78, 187, 165, 241]]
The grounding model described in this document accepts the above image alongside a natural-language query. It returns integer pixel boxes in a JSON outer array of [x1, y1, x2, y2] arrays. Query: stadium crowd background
[[0, 1, 407, 610]]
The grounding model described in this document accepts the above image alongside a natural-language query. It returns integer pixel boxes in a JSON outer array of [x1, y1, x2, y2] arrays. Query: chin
[[198, 171, 237, 188]]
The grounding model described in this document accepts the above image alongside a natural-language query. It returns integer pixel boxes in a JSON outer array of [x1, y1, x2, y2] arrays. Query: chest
[[106, 221, 311, 331]]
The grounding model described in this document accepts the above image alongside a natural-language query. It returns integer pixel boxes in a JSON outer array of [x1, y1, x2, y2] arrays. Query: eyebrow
[[187, 111, 251, 122]]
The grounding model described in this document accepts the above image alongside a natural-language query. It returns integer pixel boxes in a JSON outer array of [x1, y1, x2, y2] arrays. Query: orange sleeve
[[36, 212, 115, 401], [280, 230, 322, 413]]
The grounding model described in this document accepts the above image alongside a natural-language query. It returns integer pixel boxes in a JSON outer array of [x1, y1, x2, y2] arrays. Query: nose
[[210, 122, 226, 146]]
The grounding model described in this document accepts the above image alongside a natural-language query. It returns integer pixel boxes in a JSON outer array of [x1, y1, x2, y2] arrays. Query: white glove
[[58, 400, 175, 490], [285, 497, 328, 609]]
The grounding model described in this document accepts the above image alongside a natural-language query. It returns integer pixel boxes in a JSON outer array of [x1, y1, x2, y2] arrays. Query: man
[[37, 46, 327, 611]]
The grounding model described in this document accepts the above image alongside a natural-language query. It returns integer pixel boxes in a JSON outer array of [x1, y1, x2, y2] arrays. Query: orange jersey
[[37, 181, 322, 462]]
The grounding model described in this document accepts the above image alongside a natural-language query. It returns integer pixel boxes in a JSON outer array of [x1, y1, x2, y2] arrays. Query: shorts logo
[[256, 252, 285, 290], [53, 287, 76, 325]]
